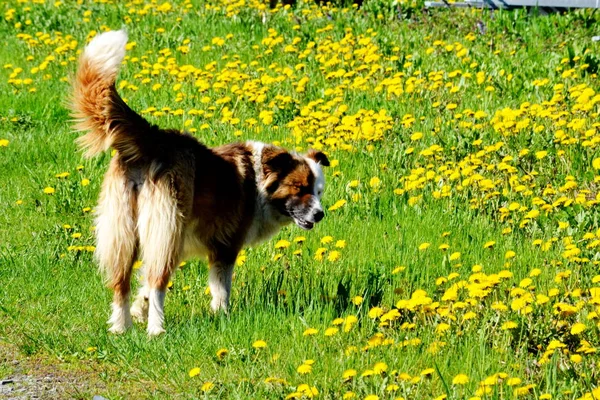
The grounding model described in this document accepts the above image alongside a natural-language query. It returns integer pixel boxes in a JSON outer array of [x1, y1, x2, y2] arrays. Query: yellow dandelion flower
[[419, 242, 431, 250], [297, 364, 312, 374], [505, 250, 516, 259], [368, 307, 384, 318], [303, 328, 318, 336], [502, 321, 518, 330], [506, 377, 521, 386], [216, 348, 228, 359], [188, 367, 200, 378], [452, 374, 469, 385], [275, 239, 291, 249], [369, 177, 381, 188], [321, 236, 333, 244], [571, 323, 586, 335], [252, 340, 267, 349], [342, 369, 357, 381], [327, 251, 341, 262], [324, 327, 338, 336], [43, 187, 55, 194], [201, 382, 214, 392]]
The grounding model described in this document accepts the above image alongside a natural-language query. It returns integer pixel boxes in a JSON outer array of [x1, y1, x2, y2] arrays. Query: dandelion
[[81, 178, 90, 186], [303, 328, 318, 336], [324, 327, 338, 336], [275, 239, 290, 249], [342, 369, 357, 382], [297, 363, 312, 374], [369, 177, 381, 188], [327, 251, 340, 262], [502, 321, 518, 330], [0, 139, 9, 147], [188, 367, 200, 378], [452, 374, 469, 385], [571, 323, 586, 335], [352, 296, 363, 305], [252, 340, 267, 349], [419, 242, 431, 250], [43, 187, 55, 194], [506, 377, 522, 386], [216, 348, 228, 359], [201, 382, 214, 392], [321, 236, 333, 244]]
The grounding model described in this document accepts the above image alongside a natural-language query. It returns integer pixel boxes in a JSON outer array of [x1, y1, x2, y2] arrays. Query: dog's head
[[262, 147, 330, 230]]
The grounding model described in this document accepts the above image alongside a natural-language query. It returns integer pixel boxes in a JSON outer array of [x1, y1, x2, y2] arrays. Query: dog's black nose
[[314, 210, 324, 222]]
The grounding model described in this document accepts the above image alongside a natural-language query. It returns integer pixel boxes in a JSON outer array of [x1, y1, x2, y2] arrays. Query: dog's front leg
[[208, 261, 234, 313]]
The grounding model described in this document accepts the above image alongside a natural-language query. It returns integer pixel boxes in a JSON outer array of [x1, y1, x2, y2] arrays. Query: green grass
[[1, 0, 600, 399]]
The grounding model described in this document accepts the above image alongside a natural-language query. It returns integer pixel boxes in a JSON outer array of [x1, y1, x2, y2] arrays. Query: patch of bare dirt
[[0, 342, 103, 399]]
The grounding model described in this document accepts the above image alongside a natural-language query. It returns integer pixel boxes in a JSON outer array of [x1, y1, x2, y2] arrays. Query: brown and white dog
[[71, 30, 329, 336]]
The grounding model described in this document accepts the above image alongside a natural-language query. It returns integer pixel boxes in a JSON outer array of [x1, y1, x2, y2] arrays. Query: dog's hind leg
[[95, 160, 138, 334], [137, 177, 188, 336], [130, 279, 149, 323]]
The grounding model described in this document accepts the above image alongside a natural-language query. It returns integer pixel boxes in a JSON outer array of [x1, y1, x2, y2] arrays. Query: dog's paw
[[210, 298, 229, 314], [107, 304, 132, 334], [107, 319, 132, 333], [147, 325, 166, 337], [130, 303, 148, 323]]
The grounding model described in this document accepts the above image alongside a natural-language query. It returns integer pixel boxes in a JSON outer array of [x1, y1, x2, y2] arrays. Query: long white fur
[[107, 299, 132, 334], [147, 289, 166, 336], [136, 180, 184, 335], [208, 263, 234, 312], [84, 29, 128, 76], [95, 162, 137, 333]]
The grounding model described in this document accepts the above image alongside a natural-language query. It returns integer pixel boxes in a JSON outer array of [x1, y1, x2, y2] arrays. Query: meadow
[[1, 0, 600, 398]]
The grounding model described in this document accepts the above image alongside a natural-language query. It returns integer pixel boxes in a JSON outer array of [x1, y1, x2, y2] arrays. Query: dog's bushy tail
[[72, 30, 150, 161]]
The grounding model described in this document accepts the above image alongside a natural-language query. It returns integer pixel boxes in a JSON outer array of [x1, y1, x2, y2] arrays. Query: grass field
[[1, 0, 600, 399]]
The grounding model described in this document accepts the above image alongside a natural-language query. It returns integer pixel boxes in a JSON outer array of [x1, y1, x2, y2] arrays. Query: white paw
[[108, 322, 130, 334], [107, 303, 132, 334], [130, 302, 148, 323], [147, 324, 166, 337], [210, 297, 229, 313]]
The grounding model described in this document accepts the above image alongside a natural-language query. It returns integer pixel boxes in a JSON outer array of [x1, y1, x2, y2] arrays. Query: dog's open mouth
[[295, 219, 314, 230]]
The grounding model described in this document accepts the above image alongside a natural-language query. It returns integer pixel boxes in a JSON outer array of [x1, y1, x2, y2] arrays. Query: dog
[[71, 30, 329, 336]]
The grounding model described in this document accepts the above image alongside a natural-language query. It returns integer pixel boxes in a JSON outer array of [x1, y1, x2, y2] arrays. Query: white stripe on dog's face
[[305, 157, 325, 220]]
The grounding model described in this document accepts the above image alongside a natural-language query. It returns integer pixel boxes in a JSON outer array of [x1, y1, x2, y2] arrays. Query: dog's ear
[[263, 148, 295, 175], [306, 149, 330, 167]]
